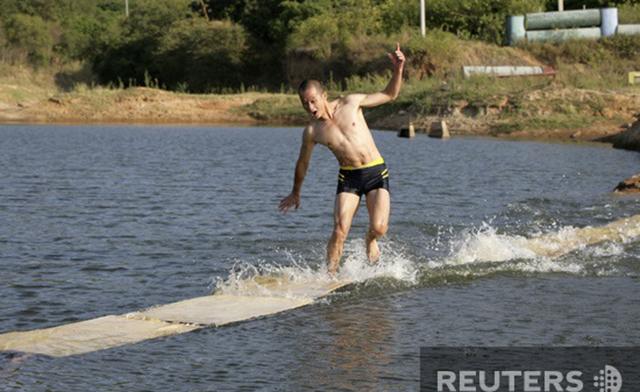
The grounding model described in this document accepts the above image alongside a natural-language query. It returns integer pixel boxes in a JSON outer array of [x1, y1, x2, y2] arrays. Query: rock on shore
[[614, 174, 640, 194], [608, 120, 640, 152]]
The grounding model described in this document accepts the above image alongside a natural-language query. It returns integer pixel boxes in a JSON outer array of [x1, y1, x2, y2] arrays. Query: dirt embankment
[[2, 85, 639, 150], [369, 87, 640, 145], [1, 73, 639, 152], [0, 87, 301, 125]]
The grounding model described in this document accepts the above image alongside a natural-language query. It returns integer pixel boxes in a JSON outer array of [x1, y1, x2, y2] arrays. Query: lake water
[[0, 125, 639, 391]]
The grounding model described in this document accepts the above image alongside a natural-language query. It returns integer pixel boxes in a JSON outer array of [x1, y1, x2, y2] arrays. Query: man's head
[[298, 79, 327, 119]]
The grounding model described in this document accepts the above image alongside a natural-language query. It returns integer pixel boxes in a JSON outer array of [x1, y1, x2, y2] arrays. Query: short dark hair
[[298, 79, 324, 94]]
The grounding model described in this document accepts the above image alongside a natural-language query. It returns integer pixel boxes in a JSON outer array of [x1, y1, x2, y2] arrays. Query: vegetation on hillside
[[2, 0, 639, 92]]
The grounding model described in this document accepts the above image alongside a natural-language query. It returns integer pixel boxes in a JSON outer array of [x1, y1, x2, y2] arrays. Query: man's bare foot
[[327, 260, 339, 276], [366, 237, 380, 264]]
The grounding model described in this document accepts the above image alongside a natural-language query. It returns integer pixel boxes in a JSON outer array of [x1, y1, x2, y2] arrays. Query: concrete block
[[398, 122, 415, 138], [428, 120, 450, 139]]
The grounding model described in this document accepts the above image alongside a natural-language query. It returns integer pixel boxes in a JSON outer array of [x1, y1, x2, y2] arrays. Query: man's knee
[[369, 221, 388, 238], [331, 221, 350, 242]]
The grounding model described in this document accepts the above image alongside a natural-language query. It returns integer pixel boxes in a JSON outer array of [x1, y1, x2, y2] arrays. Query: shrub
[[425, 0, 546, 44], [156, 19, 247, 91], [57, 7, 123, 62], [3, 13, 53, 66], [618, 2, 640, 24], [601, 34, 640, 60], [92, 0, 195, 88], [521, 39, 611, 65], [378, 0, 420, 35], [403, 28, 461, 79], [123, 0, 193, 40], [287, 13, 339, 60]]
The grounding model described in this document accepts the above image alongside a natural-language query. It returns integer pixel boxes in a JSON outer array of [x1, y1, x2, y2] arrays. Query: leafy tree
[[378, 0, 420, 35], [288, 13, 339, 60], [93, 0, 195, 87], [199, 0, 246, 21], [156, 18, 247, 91], [287, 0, 383, 57], [426, 0, 546, 43], [3, 13, 53, 66], [123, 0, 194, 40], [56, 3, 123, 61]]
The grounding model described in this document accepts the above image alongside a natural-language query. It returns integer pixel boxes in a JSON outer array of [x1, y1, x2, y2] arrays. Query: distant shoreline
[[1, 86, 638, 151], [0, 117, 631, 151]]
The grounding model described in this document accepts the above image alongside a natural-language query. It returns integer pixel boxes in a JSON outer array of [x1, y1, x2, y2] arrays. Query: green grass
[[239, 94, 307, 123], [490, 114, 592, 136]]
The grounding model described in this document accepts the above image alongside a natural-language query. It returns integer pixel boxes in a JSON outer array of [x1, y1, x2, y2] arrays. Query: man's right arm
[[279, 126, 315, 213]]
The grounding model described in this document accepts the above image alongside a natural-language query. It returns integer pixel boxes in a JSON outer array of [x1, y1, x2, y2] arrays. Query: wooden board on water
[[0, 315, 200, 358], [0, 278, 352, 357], [219, 277, 353, 299], [140, 295, 313, 326], [140, 278, 352, 326]]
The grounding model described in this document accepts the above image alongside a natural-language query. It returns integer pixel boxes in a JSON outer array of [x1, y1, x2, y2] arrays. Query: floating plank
[[0, 315, 199, 357], [525, 214, 640, 258], [139, 295, 313, 326], [0, 278, 352, 357], [222, 277, 352, 299]]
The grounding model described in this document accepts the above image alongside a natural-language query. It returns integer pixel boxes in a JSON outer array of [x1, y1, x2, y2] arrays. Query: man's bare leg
[[365, 188, 390, 263], [327, 192, 360, 274]]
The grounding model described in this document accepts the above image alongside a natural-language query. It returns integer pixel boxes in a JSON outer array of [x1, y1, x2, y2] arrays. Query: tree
[[93, 0, 194, 87], [156, 19, 247, 91], [4, 13, 53, 66]]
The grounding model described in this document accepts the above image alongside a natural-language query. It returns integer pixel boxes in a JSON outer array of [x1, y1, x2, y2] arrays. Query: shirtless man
[[279, 43, 405, 274]]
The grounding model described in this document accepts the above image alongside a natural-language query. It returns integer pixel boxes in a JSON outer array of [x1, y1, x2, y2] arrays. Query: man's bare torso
[[309, 95, 382, 167]]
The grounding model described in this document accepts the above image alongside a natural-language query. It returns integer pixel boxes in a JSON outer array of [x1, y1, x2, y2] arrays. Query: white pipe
[[420, 0, 426, 37]]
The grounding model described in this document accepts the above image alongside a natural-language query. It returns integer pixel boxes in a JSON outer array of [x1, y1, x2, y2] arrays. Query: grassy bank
[[0, 61, 308, 124], [1, 32, 639, 142], [336, 33, 640, 139]]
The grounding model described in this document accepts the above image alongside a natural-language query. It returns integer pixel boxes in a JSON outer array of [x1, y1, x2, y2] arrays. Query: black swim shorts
[[336, 157, 390, 196]]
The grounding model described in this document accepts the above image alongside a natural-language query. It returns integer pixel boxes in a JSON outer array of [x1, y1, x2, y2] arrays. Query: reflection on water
[[328, 299, 392, 390], [288, 295, 395, 390]]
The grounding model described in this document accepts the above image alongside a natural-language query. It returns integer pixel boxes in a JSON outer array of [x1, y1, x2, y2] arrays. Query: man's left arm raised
[[351, 43, 405, 108]]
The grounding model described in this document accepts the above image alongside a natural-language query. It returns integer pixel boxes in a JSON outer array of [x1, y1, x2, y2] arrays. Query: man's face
[[299, 87, 326, 119]]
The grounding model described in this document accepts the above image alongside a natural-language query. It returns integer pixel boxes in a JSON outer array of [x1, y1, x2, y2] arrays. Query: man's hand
[[279, 192, 300, 214], [387, 42, 405, 69]]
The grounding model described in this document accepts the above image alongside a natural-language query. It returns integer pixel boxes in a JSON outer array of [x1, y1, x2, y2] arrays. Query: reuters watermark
[[420, 347, 638, 392]]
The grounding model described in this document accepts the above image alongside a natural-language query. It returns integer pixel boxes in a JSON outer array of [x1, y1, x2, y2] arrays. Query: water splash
[[446, 214, 640, 264], [445, 223, 538, 265], [215, 214, 640, 296], [337, 239, 419, 284], [214, 239, 419, 297]]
